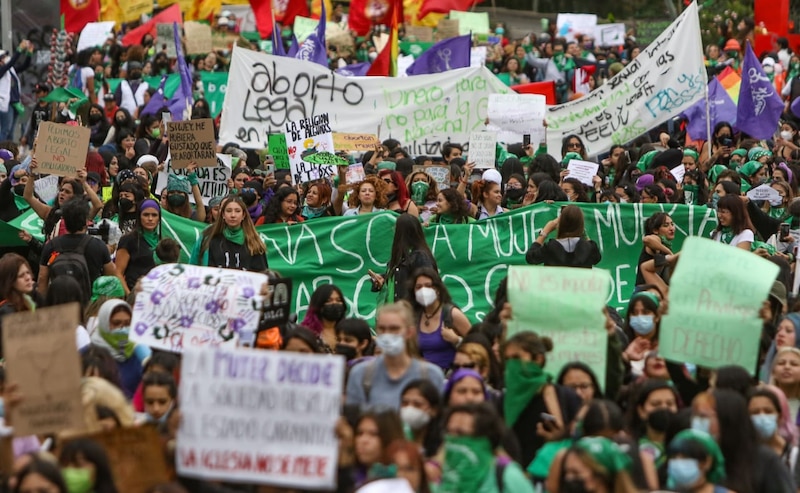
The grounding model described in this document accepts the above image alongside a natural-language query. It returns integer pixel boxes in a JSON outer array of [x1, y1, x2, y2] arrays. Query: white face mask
[[376, 333, 405, 356], [781, 130, 794, 141], [415, 287, 438, 307], [400, 406, 431, 430]]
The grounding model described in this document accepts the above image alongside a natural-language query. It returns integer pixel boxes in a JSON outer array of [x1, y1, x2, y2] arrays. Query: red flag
[[121, 4, 182, 46], [348, 0, 399, 36], [250, 0, 274, 38], [366, 0, 399, 76], [61, 0, 100, 34], [511, 81, 556, 105], [418, 0, 479, 19], [273, 0, 309, 26]]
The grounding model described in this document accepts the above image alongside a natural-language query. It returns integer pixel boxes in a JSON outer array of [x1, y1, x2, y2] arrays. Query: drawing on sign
[[305, 152, 349, 166]]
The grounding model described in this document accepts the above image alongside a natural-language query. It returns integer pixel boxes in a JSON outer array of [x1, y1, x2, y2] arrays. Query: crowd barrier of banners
[[1, 203, 717, 322]]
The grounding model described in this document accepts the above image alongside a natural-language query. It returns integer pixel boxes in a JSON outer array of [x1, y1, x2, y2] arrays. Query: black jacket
[[526, 238, 601, 268]]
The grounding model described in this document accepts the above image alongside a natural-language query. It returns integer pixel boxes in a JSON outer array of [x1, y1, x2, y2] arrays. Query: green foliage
[[698, 0, 754, 47]]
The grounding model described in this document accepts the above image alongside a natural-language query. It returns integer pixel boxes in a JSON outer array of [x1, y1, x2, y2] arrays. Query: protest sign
[[285, 113, 335, 184], [34, 174, 59, 205], [268, 134, 291, 169], [65, 426, 169, 493], [305, 152, 349, 166], [488, 93, 546, 134], [422, 165, 450, 190], [185, 21, 213, 55], [670, 164, 686, 184], [3, 303, 84, 436], [220, 47, 509, 151], [547, 3, 705, 157], [177, 347, 344, 489], [155, 153, 230, 205], [747, 184, 783, 206], [326, 24, 354, 48], [167, 119, 217, 168], [566, 159, 600, 187], [346, 164, 366, 184], [333, 133, 379, 153], [211, 31, 240, 51], [77, 22, 115, 51], [435, 19, 460, 40], [294, 16, 319, 42], [468, 131, 496, 169], [659, 237, 778, 372], [470, 46, 487, 68], [556, 13, 598, 42], [157, 23, 177, 57], [36, 122, 91, 177], [131, 263, 268, 352], [507, 266, 611, 390], [448, 11, 489, 35], [595, 23, 626, 47], [260, 277, 293, 327], [406, 26, 434, 42]]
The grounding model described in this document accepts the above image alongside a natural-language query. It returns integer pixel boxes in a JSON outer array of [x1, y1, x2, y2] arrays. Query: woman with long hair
[[300, 284, 348, 350], [0, 253, 36, 356], [59, 438, 118, 493], [636, 212, 677, 292], [115, 199, 161, 293], [747, 385, 800, 480], [354, 410, 405, 487], [379, 169, 419, 217], [700, 122, 735, 170], [368, 214, 436, 303], [261, 186, 304, 224], [561, 134, 588, 160], [712, 194, 755, 250], [429, 189, 473, 225], [526, 205, 601, 267], [190, 195, 268, 272], [302, 181, 334, 220]]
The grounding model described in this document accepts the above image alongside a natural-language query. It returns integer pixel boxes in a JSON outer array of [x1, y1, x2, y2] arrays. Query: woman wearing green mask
[[134, 113, 167, 159], [114, 199, 161, 294], [406, 171, 439, 224], [59, 438, 118, 493], [679, 170, 709, 207], [438, 402, 534, 493]]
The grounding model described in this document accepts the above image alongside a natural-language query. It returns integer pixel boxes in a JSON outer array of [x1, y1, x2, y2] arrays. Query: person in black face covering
[[299, 284, 347, 351], [629, 380, 680, 471], [502, 173, 527, 209], [87, 104, 111, 148], [334, 318, 373, 361]]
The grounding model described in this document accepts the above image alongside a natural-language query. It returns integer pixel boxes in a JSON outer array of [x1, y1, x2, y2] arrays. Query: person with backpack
[[37, 197, 117, 303], [345, 301, 445, 410], [114, 61, 148, 116]]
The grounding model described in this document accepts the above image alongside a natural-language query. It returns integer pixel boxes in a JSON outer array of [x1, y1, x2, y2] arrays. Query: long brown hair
[[0, 254, 34, 311], [347, 175, 389, 209], [558, 205, 585, 238], [202, 196, 266, 256]]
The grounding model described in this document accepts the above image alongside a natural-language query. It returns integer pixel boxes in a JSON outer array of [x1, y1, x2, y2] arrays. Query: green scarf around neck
[[769, 206, 786, 220], [659, 235, 673, 250], [142, 229, 159, 250], [223, 226, 245, 245], [718, 226, 735, 245], [504, 358, 551, 427]]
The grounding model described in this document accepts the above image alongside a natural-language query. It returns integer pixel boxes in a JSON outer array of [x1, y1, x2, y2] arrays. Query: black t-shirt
[[207, 236, 268, 272], [40, 233, 111, 282], [117, 233, 156, 290]]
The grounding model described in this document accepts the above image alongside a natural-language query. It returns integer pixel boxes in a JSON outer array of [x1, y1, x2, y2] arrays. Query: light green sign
[[659, 237, 778, 373], [448, 11, 490, 35], [293, 16, 319, 43], [507, 265, 611, 389], [267, 134, 290, 169]]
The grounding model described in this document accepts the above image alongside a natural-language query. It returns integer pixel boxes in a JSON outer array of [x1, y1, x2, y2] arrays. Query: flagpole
[[705, 81, 712, 161]]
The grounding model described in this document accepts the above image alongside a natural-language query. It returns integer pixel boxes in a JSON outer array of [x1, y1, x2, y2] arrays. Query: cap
[[762, 57, 776, 67], [723, 38, 740, 51], [0, 149, 13, 161], [137, 154, 159, 167], [482, 169, 502, 185], [86, 172, 102, 184], [770, 280, 788, 307]]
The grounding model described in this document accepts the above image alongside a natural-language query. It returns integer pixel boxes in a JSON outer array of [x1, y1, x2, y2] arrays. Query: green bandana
[[13, 194, 29, 212], [562, 152, 582, 167], [630, 291, 660, 310], [658, 235, 673, 250], [769, 206, 786, 220], [302, 204, 328, 219], [100, 328, 135, 360], [574, 437, 632, 475], [683, 149, 699, 161], [435, 213, 458, 225], [223, 226, 245, 245], [708, 164, 727, 183], [668, 429, 726, 483], [439, 435, 495, 493], [90, 276, 125, 303], [504, 358, 551, 427], [683, 184, 698, 205], [142, 229, 159, 250], [738, 160, 763, 177], [637, 150, 659, 172], [411, 181, 430, 205], [719, 226, 735, 245]]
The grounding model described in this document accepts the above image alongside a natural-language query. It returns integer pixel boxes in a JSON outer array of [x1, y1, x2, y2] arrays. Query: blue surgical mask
[[629, 315, 655, 335], [376, 333, 405, 356], [691, 416, 711, 434], [711, 192, 720, 209], [751, 413, 778, 440], [668, 458, 702, 488]]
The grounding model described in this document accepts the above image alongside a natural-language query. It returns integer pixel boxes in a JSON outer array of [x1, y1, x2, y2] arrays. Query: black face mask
[[89, 113, 103, 124], [560, 478, 591, 493], [168, 194, 187, 207], [646, 408, 674, 433], [335, 343, 357, 360], [320, 303, 345, 321], [505, 188, 525, 200], [118, 197, 134, 212], [13, 184, 25, 196]]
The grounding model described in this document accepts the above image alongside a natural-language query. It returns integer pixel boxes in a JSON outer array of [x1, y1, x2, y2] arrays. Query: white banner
[[155, 153, 231, 206], [77, 22, 115, 52], [594, 23, 626, 47], [546, 2, 706, 158], [219, 46, 510, 152], [556, 13, 598, 43], [176, 347, 344, 489]]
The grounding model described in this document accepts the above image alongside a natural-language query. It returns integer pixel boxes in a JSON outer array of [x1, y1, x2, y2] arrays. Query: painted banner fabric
[[546, 2, 705, 157], [659, 237, 779, 373], [176, 347, 344, 488], [507, 266, 611, 391], [218, 46, 509, 150]]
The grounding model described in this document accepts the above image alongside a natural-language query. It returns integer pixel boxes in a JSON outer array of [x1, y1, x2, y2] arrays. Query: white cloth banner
[[155, 153, 231, 206], [556, 13, 597, 43], [219, 46, 510, 150], [176, 347, 344, 489], [547, 2, 706, 158], [77, 22, 115, 52]]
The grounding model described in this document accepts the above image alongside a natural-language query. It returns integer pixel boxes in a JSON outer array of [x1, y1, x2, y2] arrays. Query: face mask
[[13, 184, 24, 196], [667, 458, 702, 489], [319, 303, 345, 321], [116, 118, 126, 124], [691, 416, 711, 434], [683, 184, 698, 193], [505, 188, 525, 200], [782, 131, 794, 141], [376, 333, 405, 356], [764, 65, 774, 74], [495, 27, 505, 35], [168, 194, 187, 207], [751, 413, 778, 440], [88, 113, 102, 124], [400, 405, 431, 430], [335, 343, 357, 360], [411, 181, 429, 204], [151, 127, 161, 138], [629, 314, 655, 335], [62, 467, 93, 493], [118, 197, 134, 211], [368, 52, 378, 61], [560, 478, 591, 493], [415, 287, 438, 307], [647, 408, 674, 433], [711, 192, 720, 209]]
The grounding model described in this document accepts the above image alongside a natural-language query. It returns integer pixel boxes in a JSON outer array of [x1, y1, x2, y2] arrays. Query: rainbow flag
[[717, 66, 741, 105]]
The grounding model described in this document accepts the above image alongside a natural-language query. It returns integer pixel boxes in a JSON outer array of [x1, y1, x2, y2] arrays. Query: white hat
[[136, 154, 159, 166], [482, 168, 502, 185], [762, 57, 776, 66]]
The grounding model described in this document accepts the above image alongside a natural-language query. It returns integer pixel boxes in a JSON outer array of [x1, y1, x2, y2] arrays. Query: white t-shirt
[[712, 228, 754, 247], [76, 325, 91, 350]]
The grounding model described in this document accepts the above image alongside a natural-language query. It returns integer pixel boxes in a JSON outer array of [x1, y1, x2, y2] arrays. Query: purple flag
[[272, 21, 286, 56], [792, 96, 800, 119], [295, 1, 327, 66], [169, 21, 194, 121], [736, 42, 784, 139], [287, 34, 299, 57], [683, 78, 738, 140], [406, 34, 471, 76], [140, 76, 169, 117], [335, 62, 371, 77]]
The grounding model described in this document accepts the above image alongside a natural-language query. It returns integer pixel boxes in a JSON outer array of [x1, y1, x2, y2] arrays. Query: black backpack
[[48, 235, 93, 297]]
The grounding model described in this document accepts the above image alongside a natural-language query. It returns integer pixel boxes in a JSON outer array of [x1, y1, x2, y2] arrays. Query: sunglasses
[[382, 178, 394, 184], [567, 142, 582, 149]]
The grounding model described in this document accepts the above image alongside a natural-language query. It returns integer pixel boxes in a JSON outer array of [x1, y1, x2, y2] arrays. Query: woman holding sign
[[190, 195, 268, 272]]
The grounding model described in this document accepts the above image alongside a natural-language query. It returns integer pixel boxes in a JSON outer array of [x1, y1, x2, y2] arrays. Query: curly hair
[[437, 188, 471, 222], [347, 175, 389, 209]]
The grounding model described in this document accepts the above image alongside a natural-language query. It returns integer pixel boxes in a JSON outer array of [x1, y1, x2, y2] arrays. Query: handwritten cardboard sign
[[130, 264, 268, 353], [185, 21, 213, 55], [659, 237, 779, 372], [448, 11, 489, 35], [566, 159, 600, 187], [507, 266, 611, 391], [468, 131, 496, 169], [156, 23, 177, 57], [333, 133, 380, 153], [268, 134, 291, 169], [346, 164, 366, 185], [167, 119, 217, 168], [64, 426, 169, 493], [435, 19, 460, 41], [34, 174, 59, 204], [405, 26, 434, 43], [155, 153, 231, 205], [36, 122, 90, 177], [3, 303, 85, 436], [416, 165, 450, 190], [176, 347, 344, 489], [285, 113, 334, 184]]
